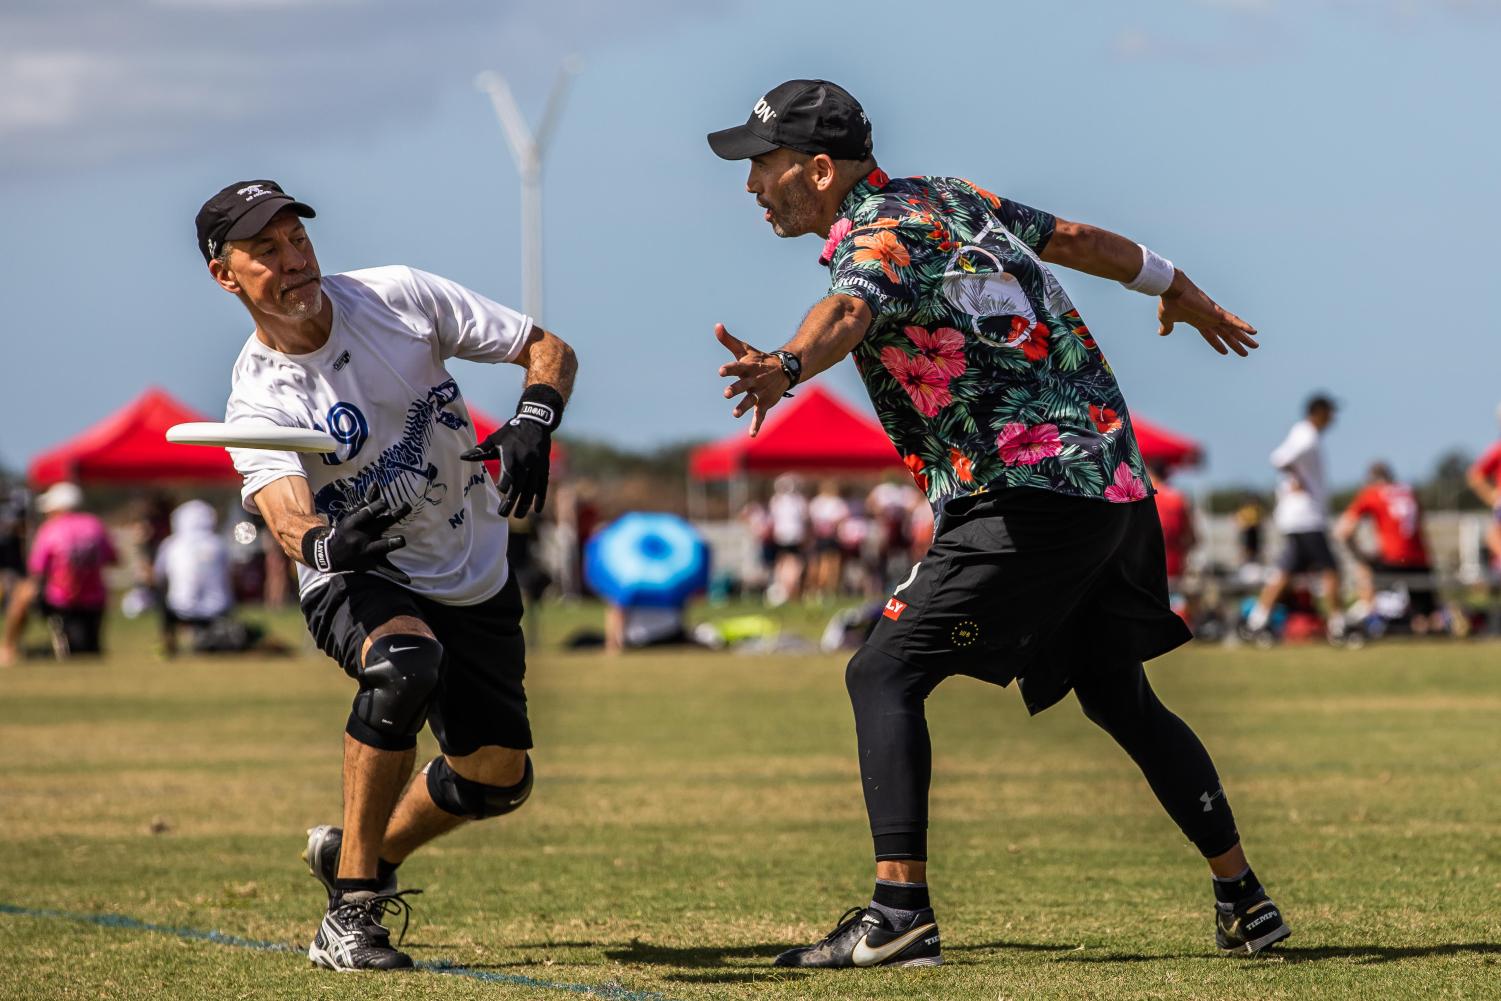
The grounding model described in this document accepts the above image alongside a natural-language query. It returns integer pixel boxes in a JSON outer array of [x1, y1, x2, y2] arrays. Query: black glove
[[301, 484, 413, 584], [461, 385, 564, 518]]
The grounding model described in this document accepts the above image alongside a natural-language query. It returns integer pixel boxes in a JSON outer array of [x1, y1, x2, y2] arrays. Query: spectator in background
[[153, 499, 276, 656], [739, 495, 775, 591], [808, 480, 849, 599], [1234, 497, 1265, 575], [767, 474, 809, 605], [1247, 395, 1343, 638], [1, 482, 117, 664], [1337, 462, 1439, 633], [1151, 465, 1197, 585], [0, 477, 28, 611], [1465, 402, 1501, 570], [868, 475, 920, 586], [837, 490, 873, 596]]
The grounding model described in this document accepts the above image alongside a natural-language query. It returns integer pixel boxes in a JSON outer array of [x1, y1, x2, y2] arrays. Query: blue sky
[[4, 0, 1499, 490]]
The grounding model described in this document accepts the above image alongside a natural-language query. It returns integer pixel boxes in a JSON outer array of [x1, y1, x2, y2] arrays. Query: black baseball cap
[[707, 79, 872, 161], [195, 180, 315, 263]]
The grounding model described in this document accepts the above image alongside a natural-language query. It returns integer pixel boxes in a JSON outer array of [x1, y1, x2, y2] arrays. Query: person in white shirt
[[196, 179, 577, 972], [808, 480, 849, 598], [153, 499, 232, 654], [1246, 395, 1341, 635], [766, 474, 809, 604]]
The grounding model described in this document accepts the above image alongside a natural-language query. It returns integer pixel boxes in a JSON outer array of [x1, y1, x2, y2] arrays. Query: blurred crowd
[[2, 396, 1500, 661], [739, 474, 932, 606]]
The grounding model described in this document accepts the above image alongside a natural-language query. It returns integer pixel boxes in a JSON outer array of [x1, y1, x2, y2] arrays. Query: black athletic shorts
[[866, 487, 1191, 714], [1368, 560, 1437, 617], [300, 571, 531, 756], [1278, 530, 1338, 574]]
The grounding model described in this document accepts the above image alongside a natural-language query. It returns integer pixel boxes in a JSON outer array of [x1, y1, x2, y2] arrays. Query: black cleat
[[774, 906, 943, 969], [304, 825, 397, 899], [307, 889, 420, 972], [1216, 891, 1291, 954]]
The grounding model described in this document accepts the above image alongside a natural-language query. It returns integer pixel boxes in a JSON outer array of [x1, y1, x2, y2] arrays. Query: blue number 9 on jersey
[[320, 402, 368, 466]]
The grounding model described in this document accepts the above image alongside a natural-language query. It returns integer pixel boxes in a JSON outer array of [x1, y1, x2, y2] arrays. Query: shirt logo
[[951, 620, 980, 647], [752, 97, 776, 124], [237, 184, 271, 202], [332, 350, 351, 371], [883, 597, 907, 620]]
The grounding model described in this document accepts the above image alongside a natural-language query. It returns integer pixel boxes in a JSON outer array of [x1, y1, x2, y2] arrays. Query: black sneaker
[[1216, 891, 1291, 954], [304, 825, 397, 898], [307, 889, 421, 971], [774, 906, 943, 969]]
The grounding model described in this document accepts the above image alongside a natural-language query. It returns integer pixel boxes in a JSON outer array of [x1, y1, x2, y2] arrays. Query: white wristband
[[1122, 244, 1175, 296]]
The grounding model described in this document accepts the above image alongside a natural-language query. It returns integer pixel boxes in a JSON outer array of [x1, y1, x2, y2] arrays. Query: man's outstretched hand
[[303, 483, 412, 584], [1158, 276, 1259, 357], [716, 323, 790, 437], [462, 417, 552, 518]]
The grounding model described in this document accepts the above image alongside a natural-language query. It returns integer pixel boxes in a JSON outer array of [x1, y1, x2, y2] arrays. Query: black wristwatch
[[769, 350, 802, 393]]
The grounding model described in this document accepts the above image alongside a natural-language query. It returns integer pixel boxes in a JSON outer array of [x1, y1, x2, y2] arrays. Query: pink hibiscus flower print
[[819, 217, 853, 265], [1103, 462, 1148, 503], [881, 346, 952, 417], [996, 422, 1063, 466], [905, 325, 967, 379]]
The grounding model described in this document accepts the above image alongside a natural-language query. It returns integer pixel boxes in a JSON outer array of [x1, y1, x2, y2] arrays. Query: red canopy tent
[[1132, 415, 1203, 471], [28, 387, 241, 487], [689, 385, 901, 480]]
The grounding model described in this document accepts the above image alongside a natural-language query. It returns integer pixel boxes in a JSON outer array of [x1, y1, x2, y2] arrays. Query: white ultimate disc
[[166, 421, 338, 453]]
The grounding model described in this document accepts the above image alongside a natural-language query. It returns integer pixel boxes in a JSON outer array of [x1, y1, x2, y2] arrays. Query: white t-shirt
[[1269, 419, 1328, 533], [225, 266, 532, 605], [154, 500, 233, 620], [768, 491, 809, 547], [809, 494, 849, 538]]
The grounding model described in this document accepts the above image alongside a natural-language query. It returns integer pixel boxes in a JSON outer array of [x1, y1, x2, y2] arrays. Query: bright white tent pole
[[474, 56, 580, 323]]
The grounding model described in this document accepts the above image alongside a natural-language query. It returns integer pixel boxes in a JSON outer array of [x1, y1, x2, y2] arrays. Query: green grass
[[1, 606, 1499, 1000]]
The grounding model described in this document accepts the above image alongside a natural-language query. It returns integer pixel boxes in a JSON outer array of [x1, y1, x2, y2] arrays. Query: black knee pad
[[345, 634, 444, 751], [425, 754, 533, 820]]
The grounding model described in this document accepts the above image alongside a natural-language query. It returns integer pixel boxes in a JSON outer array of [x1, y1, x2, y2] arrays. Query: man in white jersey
[[196, 179, 578, 971], [1246, 394, 1341, 638]]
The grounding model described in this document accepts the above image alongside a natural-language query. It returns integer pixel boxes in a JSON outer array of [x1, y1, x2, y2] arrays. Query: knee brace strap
[[426, 754, 533, 820], [345, 634, 444, 751]]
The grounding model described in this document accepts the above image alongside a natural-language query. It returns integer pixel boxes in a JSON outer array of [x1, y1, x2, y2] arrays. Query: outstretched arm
[[715, 294, 872, 436], [1041, 219, 1260, 357]]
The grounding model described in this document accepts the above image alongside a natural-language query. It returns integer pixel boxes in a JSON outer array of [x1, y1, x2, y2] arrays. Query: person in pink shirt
[[1, 482, 117, 663]]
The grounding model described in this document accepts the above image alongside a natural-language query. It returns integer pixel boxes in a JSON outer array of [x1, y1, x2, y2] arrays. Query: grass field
[[2, 606, 1499, 1000]]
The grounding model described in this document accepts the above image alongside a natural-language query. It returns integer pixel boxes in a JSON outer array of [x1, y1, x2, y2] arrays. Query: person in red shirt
[[1152, 466, 1197, 583], [1335, 462, 1438, 633], [1465, 406, 1501, 570]]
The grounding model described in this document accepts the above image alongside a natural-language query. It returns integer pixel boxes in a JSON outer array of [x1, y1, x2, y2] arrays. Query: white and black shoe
[[1216, 891, 1291, 954], [308, 889, 420, 972], [304, 825, 397, 898], [774, 906, 943, 969]]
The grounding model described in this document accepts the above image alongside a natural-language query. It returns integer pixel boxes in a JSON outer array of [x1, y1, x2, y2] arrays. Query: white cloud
[[0, 0, 729, 174]]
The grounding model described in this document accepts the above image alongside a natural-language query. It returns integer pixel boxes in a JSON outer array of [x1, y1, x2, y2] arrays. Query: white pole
[[474, 57, 580, 323]]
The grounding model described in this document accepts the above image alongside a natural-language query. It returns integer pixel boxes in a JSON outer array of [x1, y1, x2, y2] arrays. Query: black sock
[[1213, 866, 1262, 908], [376, 858, 401, 882], [870, 879, 930, 926], [333, 877, 382, 898]]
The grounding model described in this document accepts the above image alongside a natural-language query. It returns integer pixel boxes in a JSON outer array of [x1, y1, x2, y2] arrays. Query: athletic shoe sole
[[303, 825, 340, 897], [1220, 921, 1291, 955]]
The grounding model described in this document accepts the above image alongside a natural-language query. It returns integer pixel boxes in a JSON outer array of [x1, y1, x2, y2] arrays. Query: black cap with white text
[[707, 80, 872, 161], [195, 180, 315, 263]]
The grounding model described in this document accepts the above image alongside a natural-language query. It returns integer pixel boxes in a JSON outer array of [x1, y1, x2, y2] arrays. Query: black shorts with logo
[[300, 571, 531, 756], [867, 487, 1191, 715], [1278, 530, 1339, 574]]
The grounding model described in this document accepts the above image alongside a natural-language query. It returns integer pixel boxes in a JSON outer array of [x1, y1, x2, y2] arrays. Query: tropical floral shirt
[[822, 169, 1150, 508]]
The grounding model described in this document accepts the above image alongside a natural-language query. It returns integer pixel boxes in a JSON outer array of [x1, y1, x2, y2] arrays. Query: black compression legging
[[846, 647, 1240, 861]]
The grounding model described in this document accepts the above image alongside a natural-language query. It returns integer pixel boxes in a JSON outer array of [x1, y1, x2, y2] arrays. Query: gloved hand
[[461, 386, 564, 518], [301, 484, 413, 584]]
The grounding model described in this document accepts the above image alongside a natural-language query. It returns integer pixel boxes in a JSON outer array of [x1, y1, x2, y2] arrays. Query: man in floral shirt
[[708, 79, 1287, 967]]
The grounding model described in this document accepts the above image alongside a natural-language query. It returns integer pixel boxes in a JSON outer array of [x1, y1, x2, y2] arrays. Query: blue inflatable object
[[584, 512, 710, 609]]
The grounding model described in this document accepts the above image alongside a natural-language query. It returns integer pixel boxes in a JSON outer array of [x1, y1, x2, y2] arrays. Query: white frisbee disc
[[166, 421, 338, 453]]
